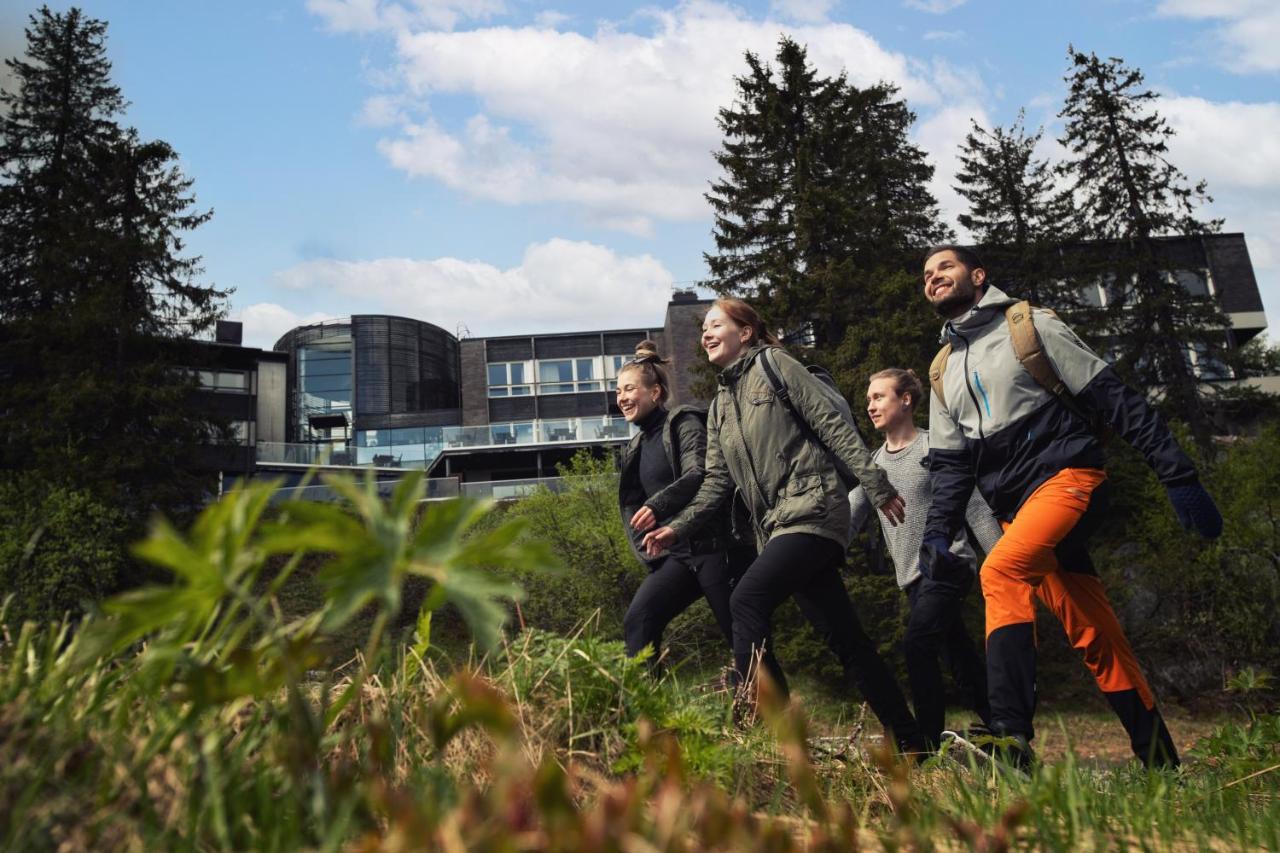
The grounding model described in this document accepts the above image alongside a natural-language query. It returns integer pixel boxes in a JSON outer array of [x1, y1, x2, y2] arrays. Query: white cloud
[[769, 0, 837, 24], [326, 1, 954, 232], [308, 0, 507, 33], [235, 303, 332, 349], [256, 238, 675, 343], [1157, 0, 1280, 73], [903, 0, 967, 14], [1162, 97, 1280, 192], [912, 101, 993, 241]]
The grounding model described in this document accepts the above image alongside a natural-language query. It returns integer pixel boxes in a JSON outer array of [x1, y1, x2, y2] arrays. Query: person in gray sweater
[[849, 368, 1002, 750]]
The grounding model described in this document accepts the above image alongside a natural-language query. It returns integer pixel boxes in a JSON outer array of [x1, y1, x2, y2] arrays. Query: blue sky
[[4, 0, 1278, 348]]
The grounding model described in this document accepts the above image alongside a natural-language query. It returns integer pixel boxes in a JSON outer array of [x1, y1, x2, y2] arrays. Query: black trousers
[[729, 532, 922, 751], [904, 570, 991, 750], [623, 550, 737, 662]]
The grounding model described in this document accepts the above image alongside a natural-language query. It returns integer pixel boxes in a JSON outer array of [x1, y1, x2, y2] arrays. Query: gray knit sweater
[[849, 429, 1003, 589]]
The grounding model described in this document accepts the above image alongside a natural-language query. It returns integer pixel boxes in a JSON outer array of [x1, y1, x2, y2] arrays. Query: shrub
[[0, 474, 134, 623]]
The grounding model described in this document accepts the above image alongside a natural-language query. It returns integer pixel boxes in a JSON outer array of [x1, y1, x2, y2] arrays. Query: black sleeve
[[924, 447, 977, 541], [1077, 367, 1198, 485], [644, 411, 707, 520]]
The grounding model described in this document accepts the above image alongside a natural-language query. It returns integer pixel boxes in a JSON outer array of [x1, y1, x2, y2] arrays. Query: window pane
[[489, 386, 508, 398], [544, 383, 574, 394], [1173, 269, 1210, 297], [487, 364, 507, 386], [576, 358, 595, 380], [511, 385, 532, 396], [509, 363, 525, 384], [539, 360, 573, 383], [391, 427, 425, 445]]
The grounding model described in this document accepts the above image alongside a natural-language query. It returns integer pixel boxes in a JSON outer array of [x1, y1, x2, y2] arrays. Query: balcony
[[256, 415, 638, 471]]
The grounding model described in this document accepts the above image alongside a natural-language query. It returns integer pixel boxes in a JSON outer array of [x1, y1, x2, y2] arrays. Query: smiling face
[[866, 377, 912, 433], [615, 365, 662, 423], [923, 249, 986, 318], [701, 305, 753, 367]]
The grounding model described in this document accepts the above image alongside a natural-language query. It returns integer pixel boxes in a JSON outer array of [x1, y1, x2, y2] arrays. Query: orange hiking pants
[[981, 468, 1177, 765]]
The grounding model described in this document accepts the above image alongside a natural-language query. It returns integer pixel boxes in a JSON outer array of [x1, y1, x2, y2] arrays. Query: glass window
[[1171, 269, 1211, 297], [539, 360, 573, 383], [487, 361, 533, 398]]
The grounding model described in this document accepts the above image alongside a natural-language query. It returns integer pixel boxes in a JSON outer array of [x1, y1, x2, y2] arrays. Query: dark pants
[[904, 570, 991, 750], [624, 550, 737, 662], [729, 532, 922, 751]]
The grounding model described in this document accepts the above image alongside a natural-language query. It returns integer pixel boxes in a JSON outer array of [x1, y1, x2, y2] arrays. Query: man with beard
[[918, 245, 1223, 769]]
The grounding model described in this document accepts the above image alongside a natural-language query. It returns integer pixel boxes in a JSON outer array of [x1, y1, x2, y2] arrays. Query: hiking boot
[[941, 728, 1034, 775]]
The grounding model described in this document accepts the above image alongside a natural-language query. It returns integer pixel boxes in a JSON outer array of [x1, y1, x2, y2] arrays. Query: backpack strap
[[1006, 301, 1067, 398], [759, 347, 814, 439], [928, 342, 952, 411]]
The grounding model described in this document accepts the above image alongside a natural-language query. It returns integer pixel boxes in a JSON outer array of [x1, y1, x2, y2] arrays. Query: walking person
[[920, 245, 1223, 768], [618, 341, 739, 668], [849, 367, 1000, 751], [642, 299, 925, 754]]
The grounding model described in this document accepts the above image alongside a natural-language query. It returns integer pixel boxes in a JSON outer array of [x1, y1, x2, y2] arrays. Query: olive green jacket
[[668, 345, 897, 550]]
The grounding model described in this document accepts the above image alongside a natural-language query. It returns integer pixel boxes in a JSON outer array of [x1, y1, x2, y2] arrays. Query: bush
[[0, 474, 134, 623], [476, 450, 645, 638]]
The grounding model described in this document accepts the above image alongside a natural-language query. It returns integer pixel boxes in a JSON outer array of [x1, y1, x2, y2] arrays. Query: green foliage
[[0, 473, 134, 623], [3, 472, 1280, 849], [1058, 47, 1231, 446], [705, 38, 949, 358], [1090, 425, 1280, 697], [0, 6, 229, 515], [479, 450, 646, 638]]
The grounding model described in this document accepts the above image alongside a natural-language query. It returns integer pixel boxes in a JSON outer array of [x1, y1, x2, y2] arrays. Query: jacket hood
[[939, 284, 1018, 341]]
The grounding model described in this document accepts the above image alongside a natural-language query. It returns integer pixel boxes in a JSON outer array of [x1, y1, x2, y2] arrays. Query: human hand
[[919, 534, 964, 580], [630, 505, 657, 532], [879, 494, 906, 526], [641, 526, 677, 557], [1166, 481, 1224, 539]]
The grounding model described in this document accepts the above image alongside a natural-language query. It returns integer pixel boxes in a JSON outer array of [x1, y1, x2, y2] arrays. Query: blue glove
[[919, 534, 966, 580], [1165, 481, 1223, 539]]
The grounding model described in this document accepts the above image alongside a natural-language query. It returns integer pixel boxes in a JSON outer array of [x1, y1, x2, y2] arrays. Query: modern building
[[208, 232, 1270, 493], [188, 320, 288, 481]]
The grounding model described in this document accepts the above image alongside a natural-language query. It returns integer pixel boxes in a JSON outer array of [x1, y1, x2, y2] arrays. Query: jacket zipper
[[952, 326, 986, 442], [726, 374, 773, 538]]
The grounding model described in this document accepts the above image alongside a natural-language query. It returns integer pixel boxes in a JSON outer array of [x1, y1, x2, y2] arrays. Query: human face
[[615, 367, 662, 422], [923, 250, 986, 319], [866, 377, 912, 433], [701, 306, 752, 367]]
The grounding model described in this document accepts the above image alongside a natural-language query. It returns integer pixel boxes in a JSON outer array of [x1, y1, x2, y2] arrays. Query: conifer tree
[[1058, 47, 1229, 445], [705, 38, 950, 405], [953, 112, 1085, 315], [0, 6, 229, 510]]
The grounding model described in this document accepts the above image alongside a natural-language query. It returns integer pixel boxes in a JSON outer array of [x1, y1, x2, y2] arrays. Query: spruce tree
[[705, 38, 950, 412], [1058, 48, 1229, 445], [953, 112, 1085, 315], [0, 6, 229, 511]]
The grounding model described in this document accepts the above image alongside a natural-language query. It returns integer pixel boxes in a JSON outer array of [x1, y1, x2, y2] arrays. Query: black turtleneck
[[636, 406, 673, 501]]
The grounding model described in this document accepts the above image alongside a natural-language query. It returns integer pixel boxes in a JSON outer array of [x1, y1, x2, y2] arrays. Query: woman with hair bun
[[642, 300, 925, 754], [851, 367, 1001, 752], [616, 339, 739, 668]]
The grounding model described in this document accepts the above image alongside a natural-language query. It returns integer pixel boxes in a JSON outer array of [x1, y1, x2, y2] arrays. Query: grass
[[1, 475, 1277, 849]]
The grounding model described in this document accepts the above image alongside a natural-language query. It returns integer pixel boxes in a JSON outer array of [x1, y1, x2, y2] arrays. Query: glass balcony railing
[[257, 415, 638, 470]]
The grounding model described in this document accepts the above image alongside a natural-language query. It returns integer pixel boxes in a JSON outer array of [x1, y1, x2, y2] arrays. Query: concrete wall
[[256, 359, 288, 444]]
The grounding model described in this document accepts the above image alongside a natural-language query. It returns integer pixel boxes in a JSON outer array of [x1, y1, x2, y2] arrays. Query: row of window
[[192, 369, 250, 393], [1078, 268, 1213, 308], [487, 355, 633, 398]]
